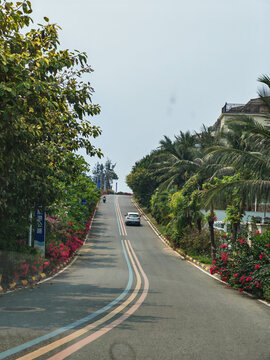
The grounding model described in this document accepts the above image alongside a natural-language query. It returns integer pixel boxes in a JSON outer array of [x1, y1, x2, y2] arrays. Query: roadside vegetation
[[0, 1, 102, 288], [127, 78, 270, 300]]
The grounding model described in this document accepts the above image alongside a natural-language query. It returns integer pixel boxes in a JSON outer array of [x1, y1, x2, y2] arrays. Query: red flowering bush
[[44, 212, 94, 272], [210, 231, 270, 299]]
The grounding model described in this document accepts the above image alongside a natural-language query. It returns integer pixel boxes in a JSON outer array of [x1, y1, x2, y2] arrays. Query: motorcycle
[[103, 197, 106, 203]]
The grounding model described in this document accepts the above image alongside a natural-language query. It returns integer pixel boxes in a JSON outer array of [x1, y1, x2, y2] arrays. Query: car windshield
[[129, 214, 139, 217]]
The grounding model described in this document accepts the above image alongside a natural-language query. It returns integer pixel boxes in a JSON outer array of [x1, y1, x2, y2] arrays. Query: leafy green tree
[[0, 1, 102, 247], [126, 168, 158, 208], [126, 152, 159, 208], [150, 188, 171, 224], [55, 173, 100, 225]]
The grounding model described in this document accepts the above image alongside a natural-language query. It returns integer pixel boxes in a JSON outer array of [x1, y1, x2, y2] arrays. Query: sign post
[[34, 208, 46, 256], [81, 199, 87, 225]]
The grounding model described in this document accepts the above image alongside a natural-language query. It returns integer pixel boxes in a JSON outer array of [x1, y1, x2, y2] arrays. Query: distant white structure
[[213, 97, 270, 132]]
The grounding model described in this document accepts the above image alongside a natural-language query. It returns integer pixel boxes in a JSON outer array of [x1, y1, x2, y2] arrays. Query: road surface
[[0, 195, 269, 360]]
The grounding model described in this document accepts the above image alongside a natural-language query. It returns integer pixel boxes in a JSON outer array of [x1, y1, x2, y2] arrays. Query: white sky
[[32, 0, 270, 192]]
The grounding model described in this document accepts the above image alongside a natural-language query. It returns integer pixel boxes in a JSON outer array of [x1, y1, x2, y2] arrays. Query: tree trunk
[[232, 222, 238, 242], [196, 218, 202, 232], [208, 220, 216, 259], [186, 211, 192, 228]]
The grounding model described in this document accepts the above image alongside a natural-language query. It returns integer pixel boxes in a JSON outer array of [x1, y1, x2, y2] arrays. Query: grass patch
[[189, 254, 212, 265]]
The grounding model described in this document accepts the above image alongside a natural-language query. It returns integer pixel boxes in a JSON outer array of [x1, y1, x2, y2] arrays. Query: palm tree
[[203, 75, 270, 238], [151, 131, 203, 190]]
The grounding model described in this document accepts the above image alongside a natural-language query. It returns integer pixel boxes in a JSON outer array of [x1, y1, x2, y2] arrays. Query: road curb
[[0, 259, 73, 294], [0, 207, 98, 294]]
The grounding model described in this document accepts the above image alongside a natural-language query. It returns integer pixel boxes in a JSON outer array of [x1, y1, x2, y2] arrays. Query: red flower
[[233, 273, 239, 277], [238, 288, 243, 292], [259, 253, 266, 260], [210, 266, 218, 274], [221, 253, 228, 261], [220, 244, 228, 249], [266, 243, 270, 247], [255, 264, 260, 270], [222, 234, 227, 238], [238, 238, 245, 245], [212, 260, 217, 264], [245, 277, 252, 282]]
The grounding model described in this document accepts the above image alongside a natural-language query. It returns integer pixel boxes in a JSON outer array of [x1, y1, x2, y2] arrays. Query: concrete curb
[[0, 207, 97, 294], [0, 257, 74, 294]]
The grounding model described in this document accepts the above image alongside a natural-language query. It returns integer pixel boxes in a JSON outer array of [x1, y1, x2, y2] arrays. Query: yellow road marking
[[116, 197, 127, 236], [16, 240, 141, 360]]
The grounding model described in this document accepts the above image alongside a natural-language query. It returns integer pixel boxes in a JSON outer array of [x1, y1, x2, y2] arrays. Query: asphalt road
[[0, 194, 270, 360]]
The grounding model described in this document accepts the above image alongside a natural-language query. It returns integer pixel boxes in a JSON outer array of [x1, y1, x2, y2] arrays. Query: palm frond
[[203, 179, 270, 207]]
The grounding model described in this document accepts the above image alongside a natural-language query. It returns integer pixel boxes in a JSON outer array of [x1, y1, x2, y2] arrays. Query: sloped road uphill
[[0, 195, 269, 360]]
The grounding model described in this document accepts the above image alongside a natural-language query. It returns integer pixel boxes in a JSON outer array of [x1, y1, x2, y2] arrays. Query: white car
[[125, 212, 141, 226]]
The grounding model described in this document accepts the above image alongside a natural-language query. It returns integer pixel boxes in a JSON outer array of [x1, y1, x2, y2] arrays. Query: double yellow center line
[[115, 196, 127, 236]]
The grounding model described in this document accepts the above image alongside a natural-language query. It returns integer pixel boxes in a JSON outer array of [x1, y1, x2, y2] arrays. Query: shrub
[[179, 228, 220, 257], [210, 231, 270, 299]]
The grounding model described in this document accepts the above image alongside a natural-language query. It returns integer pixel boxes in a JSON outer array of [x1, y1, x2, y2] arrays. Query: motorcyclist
[[103, 196, 106, 203]]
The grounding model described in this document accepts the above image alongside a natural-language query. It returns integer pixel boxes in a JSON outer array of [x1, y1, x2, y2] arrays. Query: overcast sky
[[32, 0, 270, 192]]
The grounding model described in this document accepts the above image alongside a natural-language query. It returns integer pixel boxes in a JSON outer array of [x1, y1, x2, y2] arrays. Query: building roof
[[222, 97, 269, 114], [211, 97, 270, 132]]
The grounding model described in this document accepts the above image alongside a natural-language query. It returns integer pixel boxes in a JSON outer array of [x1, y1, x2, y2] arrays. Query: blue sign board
[[81, 199, 87, 206], [34, 208, 46, 256], [97, 178, 101, 189]]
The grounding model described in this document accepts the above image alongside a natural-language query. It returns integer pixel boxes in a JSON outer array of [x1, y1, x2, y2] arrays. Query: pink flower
[[245, 277, 252, 282], [259, 253, 266, 260], [266, 243, 270, 247], [238, 288, 243, 292], [233, 273, 239, 277], [220, 244, 228, 249], [255, 264, 260, 270]]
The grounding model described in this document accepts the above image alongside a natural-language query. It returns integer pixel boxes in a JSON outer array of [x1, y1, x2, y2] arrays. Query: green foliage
[[126, 166, 158, 208], [180, 228, 218, 258], [0, 1, 102, 246], [210, 231, 270, 299], [150, 188, 171, 224], [58, 174, 100, 224], [167, 177, 204, 241], [204, 210, 217, 223]]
